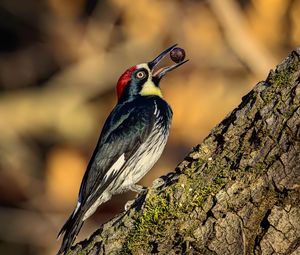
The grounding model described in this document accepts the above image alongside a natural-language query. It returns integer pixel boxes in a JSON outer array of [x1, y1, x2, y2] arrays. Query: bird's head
[[116, 45, 188, 102]]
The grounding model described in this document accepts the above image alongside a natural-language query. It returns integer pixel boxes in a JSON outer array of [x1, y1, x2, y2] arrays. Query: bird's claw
[[124, 185, 148, 211], [152, 177, 165, 189], [129, 184, 147, 193], [124, 200, 135, 211]]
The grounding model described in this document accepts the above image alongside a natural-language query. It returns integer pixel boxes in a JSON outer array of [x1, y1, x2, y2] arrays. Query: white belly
[[122, 133, 168, 188]]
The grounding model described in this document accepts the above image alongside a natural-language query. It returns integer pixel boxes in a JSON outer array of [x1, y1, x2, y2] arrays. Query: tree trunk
[[69, 49, 300, 255]]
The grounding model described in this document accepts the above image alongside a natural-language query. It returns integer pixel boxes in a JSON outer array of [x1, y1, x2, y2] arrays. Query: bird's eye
[[136, 71, 146, 79]]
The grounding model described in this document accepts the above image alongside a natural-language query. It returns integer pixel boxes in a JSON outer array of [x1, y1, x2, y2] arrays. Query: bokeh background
[[0, 0, 299, 254]]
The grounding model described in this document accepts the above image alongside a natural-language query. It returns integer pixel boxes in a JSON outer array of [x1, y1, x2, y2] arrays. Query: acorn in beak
[[148, 44, 188, 80]]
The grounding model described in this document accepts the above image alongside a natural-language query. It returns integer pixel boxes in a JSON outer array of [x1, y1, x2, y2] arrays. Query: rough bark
[[68, 49, 300, 255]]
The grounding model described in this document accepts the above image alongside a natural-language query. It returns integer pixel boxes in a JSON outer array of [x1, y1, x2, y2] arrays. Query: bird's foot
[[152, 177, 165, 189], [124, 185, 148, 211], [129, 184, 147, 193], [124, 200, 135, 211]]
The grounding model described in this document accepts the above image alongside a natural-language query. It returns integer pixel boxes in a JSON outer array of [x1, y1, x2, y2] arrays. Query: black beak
[[148, 44, 189, 80]]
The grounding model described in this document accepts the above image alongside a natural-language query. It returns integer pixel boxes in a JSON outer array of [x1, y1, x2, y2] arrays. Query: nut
[[170, 47, 186, 63]]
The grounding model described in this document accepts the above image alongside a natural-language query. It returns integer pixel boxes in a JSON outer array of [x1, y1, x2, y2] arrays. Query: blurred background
[[0, 0, 299, 254]]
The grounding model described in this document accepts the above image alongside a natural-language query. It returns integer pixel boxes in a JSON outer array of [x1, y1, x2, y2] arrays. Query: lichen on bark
[[69, 49, 300, 255]]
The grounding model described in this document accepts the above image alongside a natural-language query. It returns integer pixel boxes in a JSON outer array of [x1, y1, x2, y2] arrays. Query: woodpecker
[[57, 45, 188, 255]]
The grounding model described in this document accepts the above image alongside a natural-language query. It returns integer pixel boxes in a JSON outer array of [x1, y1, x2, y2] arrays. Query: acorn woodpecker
[[57, 45, 188, 255]]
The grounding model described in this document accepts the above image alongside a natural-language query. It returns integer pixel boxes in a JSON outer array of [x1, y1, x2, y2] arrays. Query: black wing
[[78, 97, 157, 208]]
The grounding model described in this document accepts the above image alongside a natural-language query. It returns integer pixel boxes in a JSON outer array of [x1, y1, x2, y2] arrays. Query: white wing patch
[[72, 201, 81, 218], [83, 154, 126, 220], [103, 153, 126, 182], [86, 154, 126, 204]]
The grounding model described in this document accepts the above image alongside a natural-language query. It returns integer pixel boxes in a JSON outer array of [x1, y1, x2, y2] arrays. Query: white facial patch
[[137, 63, 163, 97], [136, 63, 151, 75]]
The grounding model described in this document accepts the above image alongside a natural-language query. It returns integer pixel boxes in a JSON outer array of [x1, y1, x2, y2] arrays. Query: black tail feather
[[57, 210, 84, 255]]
